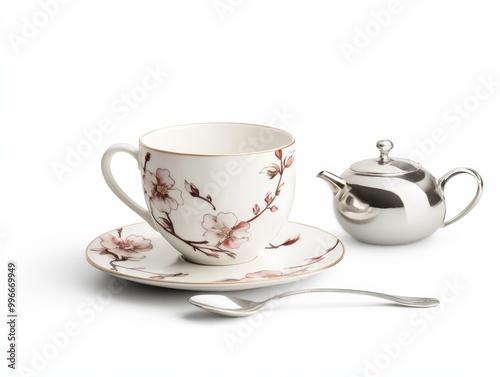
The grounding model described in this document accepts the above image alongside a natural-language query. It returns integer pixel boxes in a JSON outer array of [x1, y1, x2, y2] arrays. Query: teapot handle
[[438, 167, 483, 228]]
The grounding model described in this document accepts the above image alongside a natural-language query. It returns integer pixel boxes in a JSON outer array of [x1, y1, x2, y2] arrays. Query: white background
[[1, 0, 499, 376]]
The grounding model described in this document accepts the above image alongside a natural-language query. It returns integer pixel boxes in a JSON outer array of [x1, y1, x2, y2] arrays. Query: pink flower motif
[[245, 270, 284, 279], [284, 150, 295, 168], [144, 169, 183, 213], [99, 233, 152, 258], [260, 163, 281, 179], [202, 212, 251, 249], [282, 234, 301, 246], [264, 191, 273, 204], [244, 267, 309, 279]]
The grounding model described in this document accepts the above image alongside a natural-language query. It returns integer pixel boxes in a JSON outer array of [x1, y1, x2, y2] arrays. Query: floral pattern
[[98, 233, 152, 258], [202, 212, 251, 249], [217, 268, 309, 283], [87, 222, 345, 289], [215, 237, 340, 282], [285, 239, 340, 269], [141, 148, 295, 261], [266, 234, 301, 249], [144, 168, 183, 213], [185, 180, 215, 210], [91, 227, 188, 279]]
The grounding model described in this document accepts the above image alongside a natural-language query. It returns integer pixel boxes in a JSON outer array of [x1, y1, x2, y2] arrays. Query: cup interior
[[140, 123, 294, 155]]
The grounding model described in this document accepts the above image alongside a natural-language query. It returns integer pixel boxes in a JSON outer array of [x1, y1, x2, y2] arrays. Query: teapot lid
[[349, 140, 420, 176]]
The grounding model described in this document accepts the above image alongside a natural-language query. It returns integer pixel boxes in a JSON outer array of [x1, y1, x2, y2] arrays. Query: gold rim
[[138, 122, 296, 156], [85, 221, 345, 288]]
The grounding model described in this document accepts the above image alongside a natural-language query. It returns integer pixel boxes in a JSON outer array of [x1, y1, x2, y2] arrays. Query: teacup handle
[[438, 167, 483, 228], [101, 143, 156, 229]]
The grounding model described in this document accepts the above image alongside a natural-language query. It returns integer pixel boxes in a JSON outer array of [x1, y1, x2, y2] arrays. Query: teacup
[[101, 122, 296, 265]]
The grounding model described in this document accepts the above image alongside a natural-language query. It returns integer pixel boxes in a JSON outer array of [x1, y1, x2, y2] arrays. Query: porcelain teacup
[[101, 122, 296, 265]]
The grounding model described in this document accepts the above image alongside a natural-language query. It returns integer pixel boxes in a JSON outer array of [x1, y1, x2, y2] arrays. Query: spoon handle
[[269, 288, 439, 308]]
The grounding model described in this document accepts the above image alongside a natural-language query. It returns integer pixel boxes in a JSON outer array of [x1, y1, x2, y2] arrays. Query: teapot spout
[[317, 170, 346, 195]]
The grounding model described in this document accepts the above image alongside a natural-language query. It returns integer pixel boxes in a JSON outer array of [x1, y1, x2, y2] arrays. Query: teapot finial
[[377, 139, 393, 164]]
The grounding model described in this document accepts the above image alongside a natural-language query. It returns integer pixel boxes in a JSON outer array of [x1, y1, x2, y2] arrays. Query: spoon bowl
[[189, 288, 440, 318]]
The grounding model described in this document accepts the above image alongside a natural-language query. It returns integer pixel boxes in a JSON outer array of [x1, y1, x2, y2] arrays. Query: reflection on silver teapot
[[318, 140, 483, 245]]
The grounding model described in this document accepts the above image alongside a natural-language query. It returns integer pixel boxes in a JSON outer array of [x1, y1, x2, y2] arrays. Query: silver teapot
[[318, 140, 483, 245]]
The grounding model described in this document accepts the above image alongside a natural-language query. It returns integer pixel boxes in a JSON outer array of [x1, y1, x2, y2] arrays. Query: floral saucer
[[85, 221, 345, 291]]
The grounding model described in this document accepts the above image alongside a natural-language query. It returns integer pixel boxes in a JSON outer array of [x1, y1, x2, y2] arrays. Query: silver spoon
[[189, 288, 439, 317]]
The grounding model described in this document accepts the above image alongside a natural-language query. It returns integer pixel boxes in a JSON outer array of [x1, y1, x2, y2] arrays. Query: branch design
[[185, 180, 216, 210], [141, 148, 295, 260]]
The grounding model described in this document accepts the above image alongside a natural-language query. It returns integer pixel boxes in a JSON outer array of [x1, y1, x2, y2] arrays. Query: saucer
[[85, 221, 345, 291]]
